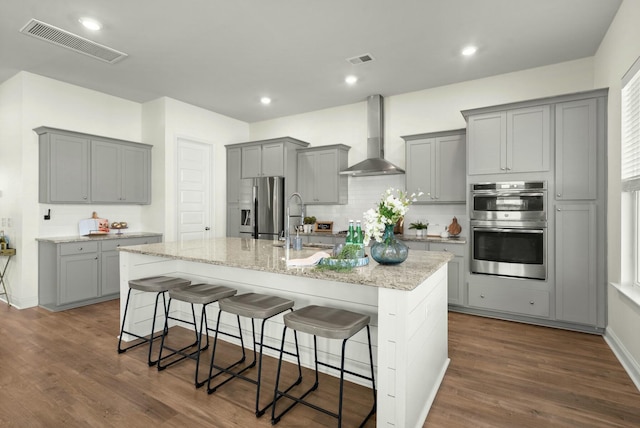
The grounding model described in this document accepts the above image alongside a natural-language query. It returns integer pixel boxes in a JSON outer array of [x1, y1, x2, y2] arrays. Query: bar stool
[[118, 276, 191, 366], [157, 283, 238, 387], [207, 293, 303, 417], [271, 305, 377, 427]]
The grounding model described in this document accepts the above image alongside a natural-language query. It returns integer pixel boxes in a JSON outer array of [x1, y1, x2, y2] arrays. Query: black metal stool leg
[[207, 311, 248, 393], [157, 300, 202, 371]]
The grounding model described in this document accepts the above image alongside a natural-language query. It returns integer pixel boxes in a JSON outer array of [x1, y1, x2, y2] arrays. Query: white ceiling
[[0, 0, 622, 123]]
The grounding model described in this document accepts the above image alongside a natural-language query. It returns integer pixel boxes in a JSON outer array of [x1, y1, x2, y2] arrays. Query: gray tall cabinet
[[226, 137, 310, 237], [461, 89, 607, 333]]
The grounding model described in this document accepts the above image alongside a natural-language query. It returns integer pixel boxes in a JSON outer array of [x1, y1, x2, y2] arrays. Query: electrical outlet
[[6, 218, 11, 228], [1, 218, 5, 227]]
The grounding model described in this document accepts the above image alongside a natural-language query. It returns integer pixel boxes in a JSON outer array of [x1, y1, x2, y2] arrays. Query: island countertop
[[118, 237, 453, 291]]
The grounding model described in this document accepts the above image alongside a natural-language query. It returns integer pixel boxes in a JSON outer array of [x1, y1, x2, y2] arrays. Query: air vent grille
[[20, 19, 128, 64], [346, 53, 375, 65]]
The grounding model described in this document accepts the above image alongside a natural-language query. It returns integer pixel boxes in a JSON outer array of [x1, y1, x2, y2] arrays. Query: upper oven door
[[471, 190, 546, 221]]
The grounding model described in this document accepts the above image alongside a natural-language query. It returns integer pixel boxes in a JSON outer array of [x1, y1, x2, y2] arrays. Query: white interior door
[[176, 137, 213, 242]]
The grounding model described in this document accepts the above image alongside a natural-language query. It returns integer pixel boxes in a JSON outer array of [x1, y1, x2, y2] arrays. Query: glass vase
[[370, 224, 409, 265]]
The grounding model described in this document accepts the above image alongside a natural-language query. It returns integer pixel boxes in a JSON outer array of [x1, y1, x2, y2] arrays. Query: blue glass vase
[[370, 224, 408, 265]]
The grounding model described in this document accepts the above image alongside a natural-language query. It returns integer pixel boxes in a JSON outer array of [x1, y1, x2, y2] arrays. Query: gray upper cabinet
[[466, 105, 550, 175], [555, 99, 597, 200], [36, 127, 152, 204], [297, 145, 350, 204], [241, 142, 285, 178], [403, 130, 466, 203], [91, 140, 151, 204], [38, 130, 91, 203]]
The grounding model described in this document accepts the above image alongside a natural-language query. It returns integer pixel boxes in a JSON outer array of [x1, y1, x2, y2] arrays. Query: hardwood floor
[[0, 299, 638, 427]]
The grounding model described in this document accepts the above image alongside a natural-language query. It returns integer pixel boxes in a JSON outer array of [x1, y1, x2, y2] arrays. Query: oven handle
[[472, 191, 545, 197], [474, 227, 544, 234]]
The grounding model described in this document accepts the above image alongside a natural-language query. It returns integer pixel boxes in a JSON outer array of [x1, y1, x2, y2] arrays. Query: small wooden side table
[[0, 248, 16, 307]]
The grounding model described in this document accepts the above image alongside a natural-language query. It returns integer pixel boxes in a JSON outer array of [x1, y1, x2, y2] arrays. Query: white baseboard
[[604, 327, 640, 391]]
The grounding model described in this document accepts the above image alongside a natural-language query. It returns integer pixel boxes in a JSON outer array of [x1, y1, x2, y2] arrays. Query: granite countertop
[[118, 237, 453, 291], [36, 232, 163, 244], [397, 234, 467, 244]]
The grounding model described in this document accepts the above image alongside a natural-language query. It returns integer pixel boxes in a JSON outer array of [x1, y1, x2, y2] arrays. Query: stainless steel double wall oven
[[470, 181, 547, 280]]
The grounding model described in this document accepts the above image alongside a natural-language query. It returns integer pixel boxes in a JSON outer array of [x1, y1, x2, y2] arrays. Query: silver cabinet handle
[[529, 301, 535, 305], [557, 208, 561, 211], [480, 294, 485, 298], [78, 247, 83, 251], [557, 193, 561, 197]]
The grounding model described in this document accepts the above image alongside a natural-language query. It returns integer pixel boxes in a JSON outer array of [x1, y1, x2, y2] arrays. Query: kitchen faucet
[[285, 192, 305, 250]]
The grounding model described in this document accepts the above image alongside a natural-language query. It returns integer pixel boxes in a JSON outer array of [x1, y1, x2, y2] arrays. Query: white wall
[[0, 72, 144, 308], [152, 97, 249, 242], [0, 72, 250, 308], [249, 58, 595, 233], [593, 0, 640, 387]]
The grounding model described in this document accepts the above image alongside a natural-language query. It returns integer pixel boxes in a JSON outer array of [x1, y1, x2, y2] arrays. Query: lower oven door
[[471, 221, 547, 280]]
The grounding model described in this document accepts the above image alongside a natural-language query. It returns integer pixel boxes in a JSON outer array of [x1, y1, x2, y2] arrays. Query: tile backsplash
[[304, 175, 468, 236]]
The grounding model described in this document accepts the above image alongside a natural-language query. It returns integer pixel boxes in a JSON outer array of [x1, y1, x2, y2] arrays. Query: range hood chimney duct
[[340, 94, 405, 176]]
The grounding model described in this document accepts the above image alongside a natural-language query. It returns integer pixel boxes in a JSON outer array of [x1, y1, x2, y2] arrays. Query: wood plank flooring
[[0, 299, 638, 427]]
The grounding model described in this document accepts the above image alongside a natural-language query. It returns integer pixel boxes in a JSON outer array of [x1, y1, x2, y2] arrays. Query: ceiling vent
[[19, 19, 128, 64], [346, 53, 375, 65]]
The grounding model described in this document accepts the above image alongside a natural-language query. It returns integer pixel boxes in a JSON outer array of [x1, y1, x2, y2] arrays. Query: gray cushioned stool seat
[[283, 305, 370, 340], [219, 293, 294, 319], [169, 283, 236, 304], [129, 276, 191, 293]]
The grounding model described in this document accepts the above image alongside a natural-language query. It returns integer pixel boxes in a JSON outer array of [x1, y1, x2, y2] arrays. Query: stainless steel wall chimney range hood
[[340, 94, 405, 176]]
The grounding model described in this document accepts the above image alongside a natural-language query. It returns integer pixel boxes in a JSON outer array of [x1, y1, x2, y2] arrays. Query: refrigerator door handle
[[252, 185, 258, 238]]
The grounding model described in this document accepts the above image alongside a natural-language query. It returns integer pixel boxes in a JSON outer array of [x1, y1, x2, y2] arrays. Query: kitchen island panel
[[119, 239, 450, 427]]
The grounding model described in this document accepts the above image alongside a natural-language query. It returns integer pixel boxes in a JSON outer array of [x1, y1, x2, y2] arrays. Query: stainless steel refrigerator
[[238, 177, 284, 240]]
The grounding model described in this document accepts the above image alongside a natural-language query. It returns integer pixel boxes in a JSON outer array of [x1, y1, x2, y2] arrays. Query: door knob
[[205, 227, 211, 231]]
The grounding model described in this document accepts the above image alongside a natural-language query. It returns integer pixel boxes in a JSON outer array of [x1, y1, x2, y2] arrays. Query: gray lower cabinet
[[59, 243, 100, 304], [468, 281, 550, 318], [554, 204, 597, 325], [430, 243, 465, 306], [39, 235, 162, 311], [36, 126, 152, 204], [403, 130, 466, 203], [401, 239, 466, 305]]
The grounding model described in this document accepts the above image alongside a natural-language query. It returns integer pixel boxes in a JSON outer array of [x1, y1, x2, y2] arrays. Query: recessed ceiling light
[[345, 75, 358, 85], [260, 97, 271, 105], [79, 17, 102, 31], [462, 45, 477, 56]]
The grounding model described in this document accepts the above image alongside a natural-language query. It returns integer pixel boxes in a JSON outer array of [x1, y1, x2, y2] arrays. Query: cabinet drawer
[[60, 241, 98, 256], [429, 242, 465, 257], [101, 237, 160, 252], [469, 282, 549, 317]]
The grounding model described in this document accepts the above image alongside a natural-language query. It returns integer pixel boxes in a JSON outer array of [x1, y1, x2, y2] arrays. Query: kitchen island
[[118, 237, 452, 428]]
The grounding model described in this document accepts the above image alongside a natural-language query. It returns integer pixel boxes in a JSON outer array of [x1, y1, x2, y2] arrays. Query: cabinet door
[[555, 204, 597, 325], [227, 148, 242, 203], [91, 140, 120, 202], [467, 112, 506, 175], [121, 145, 150, 204], [101, 250, 120, 296], [405, 139, 435, 199], [430, 243, 466, 305], [227, 204, 241, 237], [261, 143, 284, 177], [297, 151, 316, 202], [435, 134, 466, 202], [48, 133, 90, 203], [507, 105, 550, 173], [314, 150, 339, 203], [241, 146, 262, 178], [555, 99, 597, 200], [59, 254, 99, 304]]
